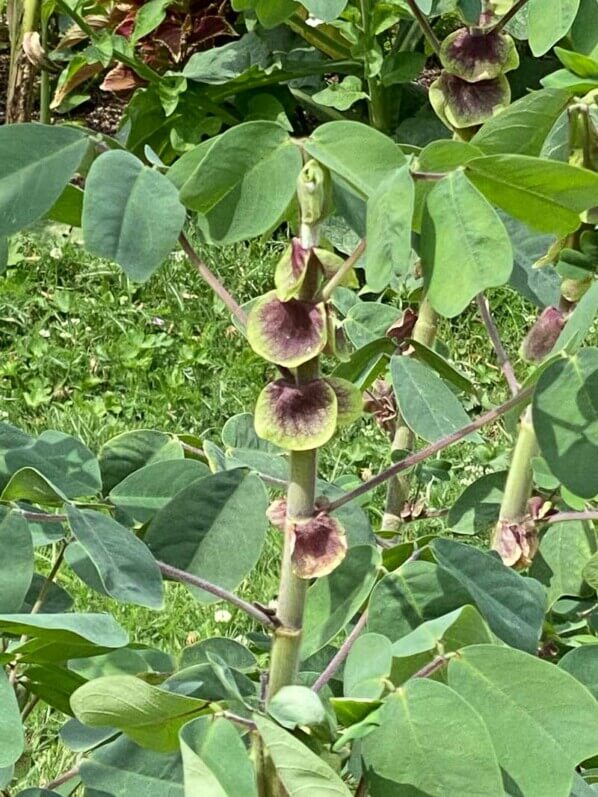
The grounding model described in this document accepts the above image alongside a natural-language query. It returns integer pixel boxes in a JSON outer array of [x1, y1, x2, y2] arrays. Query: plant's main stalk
[[267, 164, 328, 700]]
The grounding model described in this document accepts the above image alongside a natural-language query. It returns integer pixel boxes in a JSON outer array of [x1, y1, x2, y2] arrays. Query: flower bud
[[519, 307, 566, 363]]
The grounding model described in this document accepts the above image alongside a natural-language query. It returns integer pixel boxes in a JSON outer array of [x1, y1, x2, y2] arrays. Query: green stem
[[268, 377, 318, 700], [383, 295, 438, 532], [497, 408, 538, 525], [359, 0, 386, 131], [39, 11, 50, 125]]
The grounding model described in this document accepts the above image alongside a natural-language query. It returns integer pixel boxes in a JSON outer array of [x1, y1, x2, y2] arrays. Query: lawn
[[2, 223, 540, 789]]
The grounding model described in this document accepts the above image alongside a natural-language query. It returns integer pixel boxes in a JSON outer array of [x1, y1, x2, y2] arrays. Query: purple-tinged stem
[[312, 611, 369, 693], [476, 293, 519, 397]]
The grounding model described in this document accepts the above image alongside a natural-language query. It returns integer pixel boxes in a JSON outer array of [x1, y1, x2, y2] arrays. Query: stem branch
[[326, 387, 532, 513], [491, 0, 530, 33], [404, 0, 441, 55], [157, 561, 277, 629], [312, 610, 368, 692], [320, 240, 366, 302], [476, 293, 519, 397]]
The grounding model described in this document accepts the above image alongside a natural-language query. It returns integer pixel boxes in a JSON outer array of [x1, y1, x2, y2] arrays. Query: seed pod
[[519, 307, 566, 363]]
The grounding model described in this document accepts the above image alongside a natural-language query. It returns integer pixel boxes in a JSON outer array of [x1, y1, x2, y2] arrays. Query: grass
[[1, 223, 552, 790]]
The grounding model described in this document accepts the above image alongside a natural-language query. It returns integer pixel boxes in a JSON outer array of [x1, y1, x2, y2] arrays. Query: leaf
[[501, 213, 560, 308], [421, 170, 513, 317], [20, 573, 73, 614], [407, 339, 474, 394], [555, 46, 598, 77], [132, 0, 170, 41], [145, 470, 268, 603], [46, 184, 84, 227], [391, 356, 477, 443], [71, 675, 209, 753], [343, 634, 392, 700], [432, 538, 547, 652], [0, 123, 88, 237], [304, 121, 406, 198], [532, 348, 598, 499], [83, 150, 186, 282], [268, 685, 326, 728], [1, 467, 67, 505], [471, 88, 572, 156], [559, 646, 598, 699], [390, 605, 496, 684], [465, 154, 598, 236], [302, 0, 348, 20], [60, 718, 117, 752], [528, 0, 581, 55], [80, 736, 184, 796], [109, 459, 209, 524], [532, 521, 597, 606], [99, 430, 184, 493], [0, 430, 101, 499], [179, 715, 257, 797], [554, 281, 598, 354], [313, 76, 368, 111], [180, 637, 257, 672], [0, 512, 33, 613], [344, 302, 401, 349], [255, 716, 352, 797], [0, 613, 128, 663], [361, 680, 504, 796], [584, 550, 598, 592], [447, 471, 507, 535], [0, 669, 24, 768], [448, 644, 598, 797], [179, 121, 302, 244], [367, 561, 471, 642], [301, 545, 381, 658], [365, 164, 414, 292], [66, 506, 164, 610]]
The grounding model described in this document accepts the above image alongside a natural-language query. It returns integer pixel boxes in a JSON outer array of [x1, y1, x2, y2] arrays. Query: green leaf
[[471, 88, 572, 155], [1, 467, 67, 505], [367, 561, 471, 642], [432, 538, 547, 652], [408, 339, 474, 394], [109, 459, 209, 524], [0, 512, 33, 613], [313, 76, 368, 111], [71, 675, 209, 753], [83, 150, 186, 282], [60, 718, 117, 752], [66, 505, 164, 610], [555, 46, 598, 77], [145, 470, 268, 603], [559, 646, 598, 699], [21, 573, 73, 614], [584, 550, 598, 591], [532, 521, 597, 606], [255, 716, 352, 797], [528, 0, 581, 55], [344, 302, 401, 349], [302, 0, 348, 21], [343, 633, 392, 699], [25, 663, 86, 715], [362, 679, 503, 796], [0, 123, 88, 237], [0, 430, 101, 499], [465, 155, 598, 236], [80, 736, 184, 796], [180, 637, 257, 672], [390, 605, 496, 684], [365, 164, 414, 292], [421, 170, 513, 317], [533, 348, 598, 499], [268, 685, 326, 729], [231, 0, 297, 27], [304, 121, 405, 198], [554, 281, 598, 354], [447, 471, 507, 535], [391, 356, 477, 443], [0, 613, 128, 662], [0, 669, 24, 768], [99, 430, 184, 493], [180, 715, 257, 797], [179, 121, 302, 244], [132, 0, 169, 41], [448, 644, 598, 797], [301, 545, 381, 658], [502, 213, 560, 308], [381, 51, 427, 87], [46, 184, 84, 227]]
